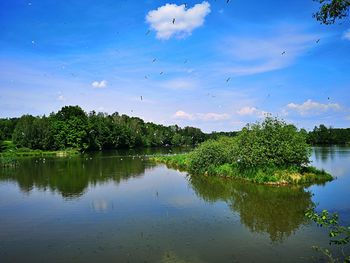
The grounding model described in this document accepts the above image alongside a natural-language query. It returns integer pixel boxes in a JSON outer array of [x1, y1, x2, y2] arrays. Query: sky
[[0, 0, 349, 132]]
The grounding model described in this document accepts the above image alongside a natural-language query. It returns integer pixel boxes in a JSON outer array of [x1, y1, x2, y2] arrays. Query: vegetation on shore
[[305, 208, 350, 262], [0, 140, 78, 167], [0, 106, 207, 153], [307, 125, 350, 145], [151, 117, 333, 185]]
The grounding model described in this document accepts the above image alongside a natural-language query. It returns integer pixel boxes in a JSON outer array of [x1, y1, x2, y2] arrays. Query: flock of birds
[[26, 1, 328, 109]]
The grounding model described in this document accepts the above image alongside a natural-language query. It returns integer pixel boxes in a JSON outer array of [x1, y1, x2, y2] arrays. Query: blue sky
[[0, 0, 349, 132]]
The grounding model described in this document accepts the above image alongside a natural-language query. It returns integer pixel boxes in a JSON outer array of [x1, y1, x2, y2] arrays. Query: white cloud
[[146, 2, 211, 40], [173, 110, 194, 120], [237, 106, 268, 117], [173, 110, 230, 121], [343, 29, 350, 40], [285, 99, 341, 116], [91, 80, 107, 88], [223, 31, 318, 75]]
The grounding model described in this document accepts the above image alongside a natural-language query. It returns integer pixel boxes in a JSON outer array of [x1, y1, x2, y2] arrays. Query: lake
[[0, 146, 349, 262]]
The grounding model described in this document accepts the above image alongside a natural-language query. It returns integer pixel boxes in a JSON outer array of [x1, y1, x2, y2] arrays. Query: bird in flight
[[316, 39, 320, 43], [281, 51, 286, 55], [152, 58, 156, 63], [226, 77, 231, 82], [141, 96, 143, 101], [145, 30, 150, 35], [172, 18, 176, 24], [160, 72, 164, 75]]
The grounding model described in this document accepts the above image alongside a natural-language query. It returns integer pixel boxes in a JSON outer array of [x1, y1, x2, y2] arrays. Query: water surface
[[0, 147, 349, 262]]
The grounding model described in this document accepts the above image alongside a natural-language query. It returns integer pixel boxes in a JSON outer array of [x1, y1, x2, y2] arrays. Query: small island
[[151, 117, 333, 185]]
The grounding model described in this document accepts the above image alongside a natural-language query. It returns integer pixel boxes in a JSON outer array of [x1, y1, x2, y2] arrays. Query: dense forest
[[0, 106, 207, 152], [307, 124, 350, 145], [0, 106, 349, 153]]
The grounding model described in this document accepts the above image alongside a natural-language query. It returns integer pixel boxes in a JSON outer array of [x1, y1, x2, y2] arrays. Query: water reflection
[[189, 176, 314, 242], [0, 156, 150, 198], [0, 147, 191, 199]]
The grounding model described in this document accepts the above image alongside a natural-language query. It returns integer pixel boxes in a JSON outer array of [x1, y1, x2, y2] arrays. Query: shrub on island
[[151, 117, 332, 185]]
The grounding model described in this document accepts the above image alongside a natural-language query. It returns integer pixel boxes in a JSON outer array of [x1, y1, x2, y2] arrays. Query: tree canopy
[[1, 106, 207, 151], [314, 0, 350, 24]]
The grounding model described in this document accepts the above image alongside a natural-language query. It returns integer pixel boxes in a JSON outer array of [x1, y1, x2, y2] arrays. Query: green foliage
[[234, 117, 310, 168], [188, 137, 236, 174], [151, 154, 190, 170], [152, 153, 332, 185], [151, 117, 333, 185], [305, 208, 350, 262], [308, 125, 350, 145], [0, 106, 206, 152], [314, 0, 350, 25], [0, 153, 18, 168]]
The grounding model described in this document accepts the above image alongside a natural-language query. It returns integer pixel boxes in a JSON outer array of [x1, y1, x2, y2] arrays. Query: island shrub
[[234, 117, 311, 169], [188, 137, 237, 174], [187, 117, 310, 174], [151, 117, 333, 184]]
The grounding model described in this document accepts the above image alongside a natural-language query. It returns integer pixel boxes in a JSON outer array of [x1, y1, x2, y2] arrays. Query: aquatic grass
[[0, 154, 18, 168], [150, 154, 190, 170], [0, 147, 79, 168]]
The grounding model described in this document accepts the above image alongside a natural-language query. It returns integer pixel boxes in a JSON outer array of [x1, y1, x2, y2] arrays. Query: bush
[[235, 117, 310, 168], [188, 137, 236, 173]]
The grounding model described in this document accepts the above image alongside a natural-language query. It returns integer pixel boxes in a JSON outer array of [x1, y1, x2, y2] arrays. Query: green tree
[[12, 115, 36, 148], [51, 106, 88, 150], [234, 117, 310, 168], [314, 0, 350, 24], [188, 137, 236, 174]]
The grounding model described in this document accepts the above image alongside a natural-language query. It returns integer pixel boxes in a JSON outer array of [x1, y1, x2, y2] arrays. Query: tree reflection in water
[[189, 175, 314, 242], [0, 155, 150, 198]]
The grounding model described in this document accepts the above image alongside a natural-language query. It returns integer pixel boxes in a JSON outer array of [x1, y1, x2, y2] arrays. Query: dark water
[[0, 147, 349, 263]]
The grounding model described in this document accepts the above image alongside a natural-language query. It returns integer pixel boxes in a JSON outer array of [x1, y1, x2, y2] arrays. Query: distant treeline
[[307, 124, 350, 145], [0, 106, 208, 151], [0, 106, 348, 152]]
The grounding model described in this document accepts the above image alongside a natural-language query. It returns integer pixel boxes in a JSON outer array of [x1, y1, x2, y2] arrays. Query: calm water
[[0, 147, 349, 263]]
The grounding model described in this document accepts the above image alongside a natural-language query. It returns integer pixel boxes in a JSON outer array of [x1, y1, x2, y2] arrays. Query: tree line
[[1, 106, 349, 152], [0, 106, 207, 151], [307, 124, 350, 145]]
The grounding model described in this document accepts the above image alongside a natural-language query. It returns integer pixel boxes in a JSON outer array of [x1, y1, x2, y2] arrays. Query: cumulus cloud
[[91, 80, 107, 88], [285, 99, 341, 116], [237, 106, 268, 117], [146, 2, 211, 40], [343, 29, 350, 40], [173, 110, 230, 121], [173, 110, 194, 120]]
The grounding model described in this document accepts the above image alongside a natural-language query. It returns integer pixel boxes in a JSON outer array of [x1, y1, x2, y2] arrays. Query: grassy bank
[[150, 154, 333, 185], [0, 141, 79, 167]]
